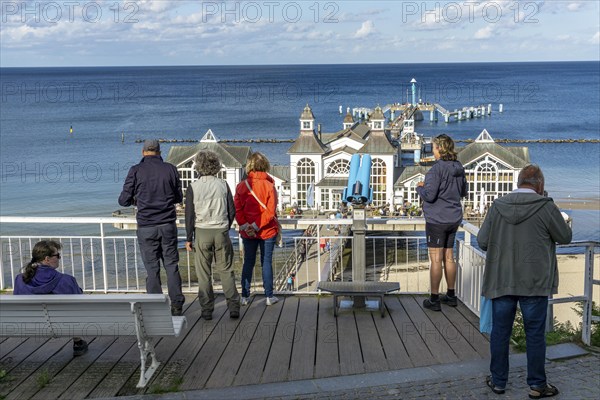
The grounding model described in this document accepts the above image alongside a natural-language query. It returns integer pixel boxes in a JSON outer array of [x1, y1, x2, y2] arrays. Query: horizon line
[[1, 60, 599, 69]]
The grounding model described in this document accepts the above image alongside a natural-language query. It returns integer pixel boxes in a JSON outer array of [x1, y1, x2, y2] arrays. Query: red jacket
[[234, 171, 278, 240]]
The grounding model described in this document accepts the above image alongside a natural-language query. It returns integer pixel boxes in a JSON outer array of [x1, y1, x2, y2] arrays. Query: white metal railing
[[458, 221, 600, 346], [0, 216, 428, 295], [4, 216, 596, 342]]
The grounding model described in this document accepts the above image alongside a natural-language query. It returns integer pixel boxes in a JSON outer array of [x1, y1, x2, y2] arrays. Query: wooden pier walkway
[[0, 294, 489, 399]]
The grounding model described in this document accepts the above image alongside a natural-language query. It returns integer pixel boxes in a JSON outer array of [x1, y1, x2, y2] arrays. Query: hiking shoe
[[73, 340, 88, 357], [486, 375, 505, 395], [529, 383, 559, 399], [440, 294, 458, 307], [171, 305, 183, 316], [266, 296, 279, 306], [201, 310, 213, 320], [230, 309, 240, 319], [423, 298, 441, 311], [241, 297, 250, 306]]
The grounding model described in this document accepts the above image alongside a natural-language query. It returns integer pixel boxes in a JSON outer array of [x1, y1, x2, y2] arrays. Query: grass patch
[[148, 377, 183, 394], [36, 369, 51, 389]]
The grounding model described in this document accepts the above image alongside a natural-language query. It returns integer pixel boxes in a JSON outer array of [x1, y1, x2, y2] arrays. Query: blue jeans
[[490, 295, 548, 389], [241, 236, 276, 298]]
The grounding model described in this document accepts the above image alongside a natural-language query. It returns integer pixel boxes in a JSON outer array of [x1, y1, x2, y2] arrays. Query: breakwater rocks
[[134, 138, 295, 144]]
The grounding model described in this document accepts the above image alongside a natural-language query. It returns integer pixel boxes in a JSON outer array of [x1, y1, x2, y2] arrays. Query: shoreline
[[554, 198, 600, 211]]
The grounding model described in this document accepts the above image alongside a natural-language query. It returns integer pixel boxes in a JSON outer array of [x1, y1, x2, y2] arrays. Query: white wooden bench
[[0, 294, 187, 388]]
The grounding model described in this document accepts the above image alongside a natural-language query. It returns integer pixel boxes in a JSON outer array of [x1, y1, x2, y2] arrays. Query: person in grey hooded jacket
[[417, 134, 468, 311], [477, 164, 571, 398]]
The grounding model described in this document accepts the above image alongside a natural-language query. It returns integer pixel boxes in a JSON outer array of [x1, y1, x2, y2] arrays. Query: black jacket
[[118, 155, 183, 227]]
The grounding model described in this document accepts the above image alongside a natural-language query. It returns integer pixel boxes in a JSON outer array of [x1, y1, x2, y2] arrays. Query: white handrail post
[[582, 242, 594, 345], [100, 222, 108, 293], [0, 240, 4, 290], [317, 221, 321, 284]]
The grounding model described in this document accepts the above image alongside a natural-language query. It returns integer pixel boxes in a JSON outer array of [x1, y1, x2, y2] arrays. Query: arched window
[[326, 159, 350, 175], [296, 158, 315, 208], [179, 160, 196, 193], [402, 176, 423, 206], [475, 161, 498, 194], [370, 158, 387, 207]]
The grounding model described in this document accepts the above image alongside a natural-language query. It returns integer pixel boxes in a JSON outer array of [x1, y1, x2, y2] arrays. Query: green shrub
[[572, 301, 600, 347], [510, 309, 576, 352], [510, 301, 600, 351]]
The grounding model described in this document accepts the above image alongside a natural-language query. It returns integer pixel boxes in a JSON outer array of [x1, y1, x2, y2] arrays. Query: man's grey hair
[[517, 163, 544, 188], [194, 150, 222, 177]]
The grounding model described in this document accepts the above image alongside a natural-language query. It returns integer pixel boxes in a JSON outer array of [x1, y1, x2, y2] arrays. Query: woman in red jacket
[[234, 152, 280, 306]]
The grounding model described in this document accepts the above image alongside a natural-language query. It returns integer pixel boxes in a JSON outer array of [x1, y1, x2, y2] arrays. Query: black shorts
[[425, 222, 460, 248]]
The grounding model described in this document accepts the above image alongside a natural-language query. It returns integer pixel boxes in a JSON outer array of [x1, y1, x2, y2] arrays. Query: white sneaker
[[241, 297, 250, 306], [266, 296, 279, 306]]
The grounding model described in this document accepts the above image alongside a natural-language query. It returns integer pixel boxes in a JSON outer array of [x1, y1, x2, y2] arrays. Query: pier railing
[[458, 221, 599, 346], [0, 216, 430, 295]]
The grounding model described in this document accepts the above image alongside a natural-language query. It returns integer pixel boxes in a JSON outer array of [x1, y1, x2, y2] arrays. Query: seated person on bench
[[14, 240, 88, 357]]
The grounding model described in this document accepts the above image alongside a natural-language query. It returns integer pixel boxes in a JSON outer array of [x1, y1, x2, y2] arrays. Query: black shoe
[[486, 375, 505, 394], [171, 305, 183, 316], [73, 340, 88, 357], [230, 310, 240, 319], [201, 310, 213, 320], [440, 294, 458, 307], [423, 298, 441, 311]]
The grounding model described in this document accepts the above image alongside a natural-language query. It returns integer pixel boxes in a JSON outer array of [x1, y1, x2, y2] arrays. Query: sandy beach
[[554, 198, 600, 211], [384, 253, 600, 327]]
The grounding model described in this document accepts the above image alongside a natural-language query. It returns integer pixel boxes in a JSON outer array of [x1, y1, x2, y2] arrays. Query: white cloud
[[474, 26, 494, 40], [137, 0, 181, 13], [354, 20, 375, 38], [567, 3, 582, 12], [591, 32, 600, 45]]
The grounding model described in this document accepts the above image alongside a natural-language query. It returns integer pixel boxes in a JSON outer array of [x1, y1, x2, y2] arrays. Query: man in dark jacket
[[119, 140, 185, 316], [477, 164, 571, 398]]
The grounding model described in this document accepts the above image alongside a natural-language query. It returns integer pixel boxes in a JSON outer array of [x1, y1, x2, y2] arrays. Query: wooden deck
[[0, 294, 489, 399]]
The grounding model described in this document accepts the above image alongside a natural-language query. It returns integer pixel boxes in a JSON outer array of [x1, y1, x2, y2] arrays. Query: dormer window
[[374, 121, 382, 130], [303, 121, 311, 129]]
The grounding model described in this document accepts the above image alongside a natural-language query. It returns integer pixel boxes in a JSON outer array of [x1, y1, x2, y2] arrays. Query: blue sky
[[1, 0, 598, 67]]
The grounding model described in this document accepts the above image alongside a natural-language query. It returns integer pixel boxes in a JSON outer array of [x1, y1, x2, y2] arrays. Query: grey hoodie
[[477, 190, 572, 299]]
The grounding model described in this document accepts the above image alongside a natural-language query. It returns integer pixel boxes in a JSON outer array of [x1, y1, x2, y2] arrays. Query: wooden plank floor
[[0, 295, 489, 399]]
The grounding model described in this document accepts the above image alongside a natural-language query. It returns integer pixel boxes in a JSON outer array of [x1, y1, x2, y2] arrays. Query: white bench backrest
[[0, 294, 179, 338]]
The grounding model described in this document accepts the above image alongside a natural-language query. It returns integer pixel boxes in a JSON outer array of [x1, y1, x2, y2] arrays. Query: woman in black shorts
[[416, 134, 468, 311]]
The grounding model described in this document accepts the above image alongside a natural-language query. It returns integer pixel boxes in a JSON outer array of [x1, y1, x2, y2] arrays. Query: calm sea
[[1, 62, 598, 241]]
